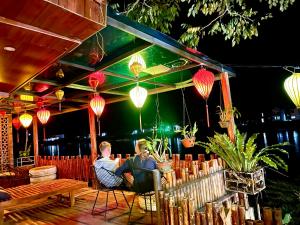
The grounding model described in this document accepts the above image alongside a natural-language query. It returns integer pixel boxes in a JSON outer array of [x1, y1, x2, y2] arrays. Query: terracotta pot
[[219, 121, 230, 128], [181, 137, 196, 148], [157, 160, 173, 172]]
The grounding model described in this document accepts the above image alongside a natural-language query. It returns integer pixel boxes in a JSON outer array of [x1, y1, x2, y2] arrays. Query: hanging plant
[[216, 106, 240, 128], [175, 122, 198, 148]]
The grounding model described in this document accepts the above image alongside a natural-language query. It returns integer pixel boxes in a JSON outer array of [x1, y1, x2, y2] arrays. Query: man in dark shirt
[[115, 139, 157, 192]]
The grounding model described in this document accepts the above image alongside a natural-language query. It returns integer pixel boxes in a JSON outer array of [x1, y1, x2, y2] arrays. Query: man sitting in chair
[[115, 139, 157, 192], [94, 141, 123, 188]]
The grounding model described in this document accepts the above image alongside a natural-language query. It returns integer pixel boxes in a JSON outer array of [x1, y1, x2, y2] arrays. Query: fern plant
[[196, 129, 289, 172], [145, 136, 172, 163], [175, 122, 198, 139]]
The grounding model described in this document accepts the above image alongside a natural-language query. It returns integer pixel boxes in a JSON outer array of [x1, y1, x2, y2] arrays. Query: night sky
[[43, 2, 300, 139]]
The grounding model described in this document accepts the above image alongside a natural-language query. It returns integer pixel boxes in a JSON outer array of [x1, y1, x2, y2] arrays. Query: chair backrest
[[93, 166, 123, 189]]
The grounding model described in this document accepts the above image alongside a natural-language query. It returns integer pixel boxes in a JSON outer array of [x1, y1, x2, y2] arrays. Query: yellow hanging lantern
[[20, 112, 33, 128], [128, 54, 146, 77], [55, 89, 64, 111], [284, 73, 300, 108], [129, 85, 148, 108]]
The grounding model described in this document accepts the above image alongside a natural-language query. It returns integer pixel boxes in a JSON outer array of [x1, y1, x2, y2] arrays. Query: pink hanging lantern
[[88, 71, 105, 91], [37, 108, 50, 140], [192, 68, 215, 127], [12, 117, 21, 143], [90, 94, 105, 136]]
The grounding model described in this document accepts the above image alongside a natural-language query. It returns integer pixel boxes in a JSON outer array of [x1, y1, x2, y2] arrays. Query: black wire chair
[[91, 166, 130, 219]]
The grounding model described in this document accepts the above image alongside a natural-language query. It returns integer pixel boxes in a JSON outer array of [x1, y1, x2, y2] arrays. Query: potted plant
[[19, 144, 31, 159], [217, 106, 240, 128], [175, 122, 198, 148], [145, 136, 173, 172], [196, 129, 289, 194]]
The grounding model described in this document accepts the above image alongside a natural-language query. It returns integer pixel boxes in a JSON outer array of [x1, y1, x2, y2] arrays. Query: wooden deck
[[3, 188, 157, 225]]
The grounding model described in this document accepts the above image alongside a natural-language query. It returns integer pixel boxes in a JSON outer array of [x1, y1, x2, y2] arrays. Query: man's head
[[135, 139, 149, 159], [99, 141, 111, 158]]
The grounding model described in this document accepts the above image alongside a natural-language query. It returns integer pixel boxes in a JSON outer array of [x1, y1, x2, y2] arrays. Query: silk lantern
[[90, 94, 105, 136], [128, 54, 146, 77], [88, 71, 105, 91], [284, 73, 300, 108], [192, 68, 215, 127], [37, 108, 51, 140], [55, 89, 64, 111], [12, 117, 21, 143], [129, 85, 148, 131], [20, 112, 33, 151]]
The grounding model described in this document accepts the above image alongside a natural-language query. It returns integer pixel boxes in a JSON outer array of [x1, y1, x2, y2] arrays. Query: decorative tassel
[[139, 109, 143, 132], [59, 102, 61, 111], [43, 126, 46, 141], [17, 131, 20, 143], [97, 117, 101, 136], [205, 100, 210, 127]]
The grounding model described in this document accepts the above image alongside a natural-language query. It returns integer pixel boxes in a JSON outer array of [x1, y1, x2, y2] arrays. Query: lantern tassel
[[17, 131, 19, 143], [139, 109, 143, 132], [59, 102, 61, 111], [43, 126, 46, 141], [205, 101, 210, 128], [25, 129, 28, 152], [97, 117, 101, 136]]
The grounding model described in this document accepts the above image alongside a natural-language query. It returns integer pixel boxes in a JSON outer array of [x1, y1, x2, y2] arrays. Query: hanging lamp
[[90, 94, 105, 136], [55, 89, 64, 111], [20, 112, 33, 153], [37, 108, 51, 140], [128, 54, 146, 77], [88, 71, 105, 91], [129, 84, 148, 131], [12, 117, 21, 143], [284, 73, 300, 108], [192, 68, 215, 127]]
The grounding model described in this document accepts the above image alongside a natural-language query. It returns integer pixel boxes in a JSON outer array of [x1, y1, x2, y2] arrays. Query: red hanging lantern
[[192, 68, 215, 127], [90, 94, 105, 117], [88, 71, 105, 91], [0, 110, 6, 117], [12, 117, 21, 143], [37, 108, 50, 141]]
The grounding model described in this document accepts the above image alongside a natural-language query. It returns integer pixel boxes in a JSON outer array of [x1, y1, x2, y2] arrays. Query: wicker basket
[[138, 193, 156, 211], [224, 168, 265, 195]]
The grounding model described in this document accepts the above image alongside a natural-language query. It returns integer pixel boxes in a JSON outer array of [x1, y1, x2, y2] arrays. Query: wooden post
[[33, 115, 39, 164], [88, 107, 97, 163], [220, 72, 235, 142]]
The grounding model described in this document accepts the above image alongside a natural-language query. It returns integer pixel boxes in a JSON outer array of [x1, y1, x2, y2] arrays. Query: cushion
[[0, 189, 11, 202]]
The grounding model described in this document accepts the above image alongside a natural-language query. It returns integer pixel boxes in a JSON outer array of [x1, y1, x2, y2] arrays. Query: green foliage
[[217, 106, 240, 122], [145, 136, 172, 163], [175, 122, 198, 139], [196, 129, 289, 172], [19, 144, 31, 158], [109, 0, 294, 47]]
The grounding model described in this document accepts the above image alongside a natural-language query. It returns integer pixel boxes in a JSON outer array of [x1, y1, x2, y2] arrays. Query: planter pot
[[181, 137, 196, 148], [157, 161, 173, 173], [224, 168, 265, 195], [219, 121, 230, 128]]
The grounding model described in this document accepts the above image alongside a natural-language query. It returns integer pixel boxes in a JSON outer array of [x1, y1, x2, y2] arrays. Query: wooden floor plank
[[4, 188, 157, 225]]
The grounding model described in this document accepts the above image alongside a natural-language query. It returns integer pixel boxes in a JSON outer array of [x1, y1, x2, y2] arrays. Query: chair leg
[[104, 191, 109, 220], [128, 194, 136, 224], [112, 190, 119, 207], [92, 190, 100, 215], [150, 195, 153, 225], [121, 191, 130, 208]]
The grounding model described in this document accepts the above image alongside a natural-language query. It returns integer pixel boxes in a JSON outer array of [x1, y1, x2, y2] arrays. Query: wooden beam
[[0, 17, 81, 44], [33, 116, 39, 164], [88, 107, 97, 163], [220, 72, 235, 141], [59, 60, 96, 71]]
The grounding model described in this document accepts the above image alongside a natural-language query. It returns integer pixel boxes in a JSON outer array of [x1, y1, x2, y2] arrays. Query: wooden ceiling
[[0, 0, 106, 93], [0, 4, 235, 116]]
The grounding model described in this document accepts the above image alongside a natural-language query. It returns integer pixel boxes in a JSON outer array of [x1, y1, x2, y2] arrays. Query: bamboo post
[[195, 211, 201, 225], [153, 169, 162, 225], [232, 204, 239, 225], [206, 202, 213, 225], [273, 208, 282, 225], [213, 203, 221, 225], [164, 194, 170, 225], [88, 107, 97, 163], [174, 207, 179, 225], [238, 206, 246, 225], [262, 207, 273, 225], [33, 115, 39, 164], [169, 195, 175, 225], [254, 220, 264, 225], [220, 72, 235, 142], [245, 220, 254, 225], [182, 197, 189, 225], [178, 207, 184, 225], [200, 212, 207, 225], [189, 197, 195, 225], [159, 191, 166, 225]]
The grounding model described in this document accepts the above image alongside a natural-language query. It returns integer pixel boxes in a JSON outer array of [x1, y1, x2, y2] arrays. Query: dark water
[[39, 128, 300, 177]]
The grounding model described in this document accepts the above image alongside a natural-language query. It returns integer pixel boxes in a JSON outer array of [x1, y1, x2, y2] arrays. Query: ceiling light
[[4, 46, 16, 52]]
